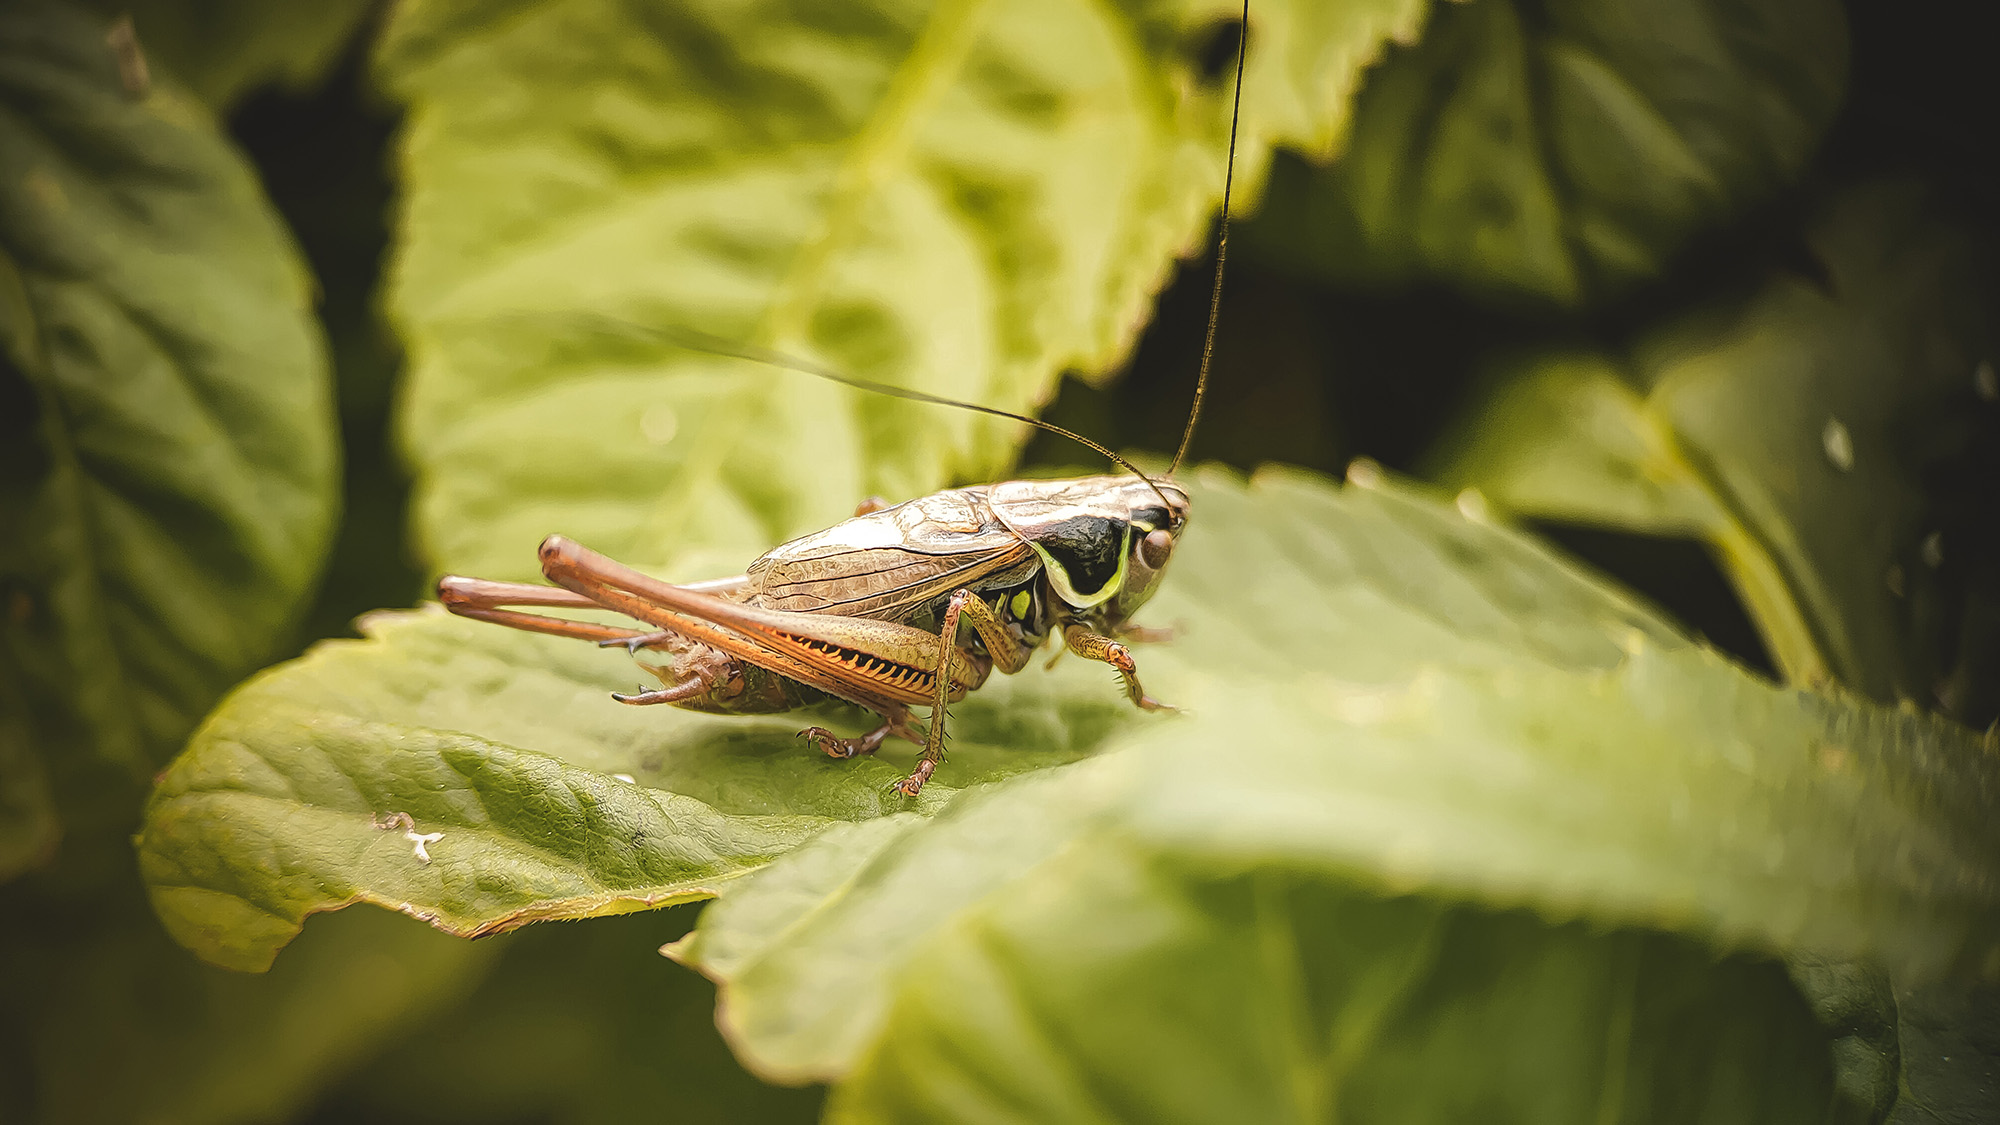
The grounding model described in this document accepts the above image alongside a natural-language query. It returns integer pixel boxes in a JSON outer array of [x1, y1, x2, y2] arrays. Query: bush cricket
[[437, 4, 1248, 797]]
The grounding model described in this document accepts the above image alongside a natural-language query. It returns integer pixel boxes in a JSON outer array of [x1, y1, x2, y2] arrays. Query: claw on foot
[[799, 726, 854, 759], [598, 631, 669, 654], [799, 725, 893, 760], [892, 758, 937, 797]]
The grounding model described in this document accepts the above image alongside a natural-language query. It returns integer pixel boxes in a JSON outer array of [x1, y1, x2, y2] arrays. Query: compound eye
[[1137, 529, 1174, 571]]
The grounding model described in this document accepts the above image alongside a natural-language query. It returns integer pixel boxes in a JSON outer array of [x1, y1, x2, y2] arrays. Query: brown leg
[[437, 575, 651, 646], [611, 646, 742, 706], [896, 590, 1032, 797], [613, 675, 720, 706], [537, 536, 939, 718], [601, 630, 676, 654], [800, 716, 898, 759], [1063, 624, 1175, 712]]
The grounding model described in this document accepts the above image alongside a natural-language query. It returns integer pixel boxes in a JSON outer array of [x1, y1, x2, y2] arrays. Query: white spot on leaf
[[1821, 417, 1854, 471], [640, 404, 679, 446], [405, 829, 444, 865], [1454, 488, 1491, 522]]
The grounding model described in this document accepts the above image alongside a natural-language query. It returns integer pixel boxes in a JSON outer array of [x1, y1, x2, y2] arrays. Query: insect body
[[438, 474, 1188, 795], [438, 0, 1246, 796]]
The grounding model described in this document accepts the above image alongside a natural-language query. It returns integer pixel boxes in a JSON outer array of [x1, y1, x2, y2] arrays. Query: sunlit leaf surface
[[139, 596, 1125, 971], [374, 0, 1426, 580]]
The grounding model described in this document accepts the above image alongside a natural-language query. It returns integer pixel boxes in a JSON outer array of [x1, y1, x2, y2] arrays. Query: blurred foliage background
[[2, 0, 1997, 1121]]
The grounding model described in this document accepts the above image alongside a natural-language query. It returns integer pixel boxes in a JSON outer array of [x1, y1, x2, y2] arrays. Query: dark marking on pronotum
[[1035, 515, 1125, 596]]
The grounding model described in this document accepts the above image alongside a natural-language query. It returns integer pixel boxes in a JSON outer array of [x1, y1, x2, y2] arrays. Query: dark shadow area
[[228, 27, 420, 653], [1531, 526, 1779, 681]]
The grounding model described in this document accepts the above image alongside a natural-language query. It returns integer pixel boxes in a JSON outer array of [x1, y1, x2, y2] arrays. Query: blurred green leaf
[[830, 846, 1845, 1124], [667, 767, 1101, 1080], [0, 2, 339, 777], [664, 468, 1999, 1090], [0, 689, 58, 881], [1887, 980, 2000, 1125], [0, 898, 496, 1124], [372, 0, 1429, 581], [1245, 0, 1847, 305], [1433, 182, 1998, 709], [138, 602, 1124, 971], [319, 908, 821, 1124], [84, 0, 379, 110], [1787, 953, 1902, 1121]]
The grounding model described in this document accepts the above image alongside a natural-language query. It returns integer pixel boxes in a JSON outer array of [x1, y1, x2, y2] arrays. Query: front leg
[[895, 590, 1034, 797], [1062, 624, 1176, 712]]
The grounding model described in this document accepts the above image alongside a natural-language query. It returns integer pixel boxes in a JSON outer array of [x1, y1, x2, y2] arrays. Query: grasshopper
[[436, 6, 1248, 797]]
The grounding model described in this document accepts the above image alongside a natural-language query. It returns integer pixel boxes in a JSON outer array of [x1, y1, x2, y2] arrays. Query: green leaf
[[1787, 953, 1901, 1120], [373, 0, 1428, 580], [0, 898, 497, 1124], [1887, 980, 2000, 1125], [666, 765, 1116, 1080], [0, 1, 340, 776], [0, 689, 58, 881], [146, 469, 2000, 1005], [138, 602, 1128, 971], [84, 0, 380, 109], [829, 845, 1845, 1124], [669, 469, 2000, 1088], [1432, 182, 1998, 708], [1244, 0, 1847, 304]]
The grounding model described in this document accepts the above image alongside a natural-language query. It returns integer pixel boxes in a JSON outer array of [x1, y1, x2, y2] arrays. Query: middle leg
[[895, 590, 1034, 797], [799, 714, 908, 760]]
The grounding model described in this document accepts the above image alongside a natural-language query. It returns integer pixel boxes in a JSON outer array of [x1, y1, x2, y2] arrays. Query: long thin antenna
[[578, 318, 1180, 511], [1172, 0, 1249, 476]]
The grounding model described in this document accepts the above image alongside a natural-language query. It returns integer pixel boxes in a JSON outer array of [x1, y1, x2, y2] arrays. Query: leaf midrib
[[637, 0, 1001, 554], [14, 266, 145, 771]]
